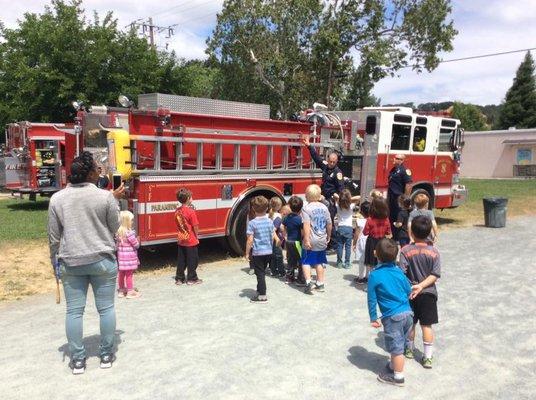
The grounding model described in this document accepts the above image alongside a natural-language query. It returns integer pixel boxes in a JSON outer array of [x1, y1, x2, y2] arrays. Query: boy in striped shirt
[[245, 196, 280, 303]]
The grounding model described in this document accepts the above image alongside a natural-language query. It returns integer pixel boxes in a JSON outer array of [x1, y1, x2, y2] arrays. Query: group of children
[[245, 184, 442, 387], [113, 183, 442, 387]]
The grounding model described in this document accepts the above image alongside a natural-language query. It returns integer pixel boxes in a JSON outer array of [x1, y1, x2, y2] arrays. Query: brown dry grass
[[0, 238, 236, 302]]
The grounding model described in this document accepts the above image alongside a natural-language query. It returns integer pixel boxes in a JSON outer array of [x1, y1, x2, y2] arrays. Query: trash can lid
[[483, 197, 508, 205]]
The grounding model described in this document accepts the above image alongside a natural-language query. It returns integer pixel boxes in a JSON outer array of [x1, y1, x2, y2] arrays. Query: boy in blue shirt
[[245, 195, 279, 303], [282, 196, 305, 285], [367, 238, 413, 387]]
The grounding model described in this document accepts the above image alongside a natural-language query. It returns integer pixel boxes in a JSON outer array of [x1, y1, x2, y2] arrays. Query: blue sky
[[2, 0, 535, 106]]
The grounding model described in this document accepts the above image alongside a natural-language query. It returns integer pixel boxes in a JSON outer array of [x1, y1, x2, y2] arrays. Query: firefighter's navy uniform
[[388, 163, 413, 224], [308, 145, 345, 201]]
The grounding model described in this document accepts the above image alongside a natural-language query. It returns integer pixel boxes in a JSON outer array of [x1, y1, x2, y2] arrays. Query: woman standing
[[48, 151, 123, 374]]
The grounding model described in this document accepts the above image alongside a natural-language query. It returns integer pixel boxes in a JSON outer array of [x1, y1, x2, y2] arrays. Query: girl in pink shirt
[[117, 211, 141, 299]]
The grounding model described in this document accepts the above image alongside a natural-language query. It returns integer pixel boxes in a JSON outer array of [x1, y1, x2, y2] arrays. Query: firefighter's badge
[[406, 169, 412, 176], [336, 172, 343, 180]]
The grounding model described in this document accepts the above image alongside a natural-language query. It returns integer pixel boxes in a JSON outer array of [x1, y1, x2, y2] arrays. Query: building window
[[390, 124, 411, 151], [413, 126, 427, 152], [517, 148, 532, 165]]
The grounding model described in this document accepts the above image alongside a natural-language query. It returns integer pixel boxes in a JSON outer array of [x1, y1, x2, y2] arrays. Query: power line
[[151, 0, 216, 19], [403, 47, 536, 68]]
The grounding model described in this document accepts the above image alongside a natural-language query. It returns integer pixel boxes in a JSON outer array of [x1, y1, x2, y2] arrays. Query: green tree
[[0, 0, 215, 132], [497, 51, 536, 129], [207, 0, 457, 116], [451, 102, 488, 131]]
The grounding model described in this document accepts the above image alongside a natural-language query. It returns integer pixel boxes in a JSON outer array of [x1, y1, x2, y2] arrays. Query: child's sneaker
[[404, 347, 414, 359], [377, 371, 404, 387], [126, 290, 141, 299], [117, 289, 126, 298], [344, 262, 351, 269], [336, 262, 343, 269], [304, 282, 314, 295], [69, 358, 86, 375], [175, 279, 186, 285], [187, 278, 203, 285], [100, 353, 116, 369], [314, 283, 325, 292], [250, 295, 268, 303], [248, 268, 255, 275], [421, 357, 433, 369]]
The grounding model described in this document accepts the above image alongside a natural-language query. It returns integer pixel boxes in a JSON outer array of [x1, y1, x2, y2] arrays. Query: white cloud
[[1, 0, 534, 106], [374, 0, 536, 106]]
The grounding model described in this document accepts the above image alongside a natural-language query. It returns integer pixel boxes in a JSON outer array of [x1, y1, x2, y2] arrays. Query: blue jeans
[[336, 226, 353, 264], [60, 257, 118, 360]]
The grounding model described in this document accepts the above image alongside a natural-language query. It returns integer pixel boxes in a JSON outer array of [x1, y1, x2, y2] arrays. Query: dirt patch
[[0, 238, 236, 302]]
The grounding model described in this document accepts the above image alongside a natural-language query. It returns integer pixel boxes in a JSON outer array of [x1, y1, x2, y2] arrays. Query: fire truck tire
[[227, 200, 250, 256], [411, 188, 434, 209]]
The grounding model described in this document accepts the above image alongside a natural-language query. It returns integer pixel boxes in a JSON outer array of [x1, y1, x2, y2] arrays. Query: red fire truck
[[61, 95, 466, 255], [1, 122, 69, 200]]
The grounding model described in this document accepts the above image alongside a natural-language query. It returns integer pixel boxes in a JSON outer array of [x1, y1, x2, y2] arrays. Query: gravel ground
[[1, 216, 535, 400]]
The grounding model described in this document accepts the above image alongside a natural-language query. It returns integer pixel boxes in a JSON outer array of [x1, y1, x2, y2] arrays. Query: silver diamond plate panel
[[138, 93, 270, 120]]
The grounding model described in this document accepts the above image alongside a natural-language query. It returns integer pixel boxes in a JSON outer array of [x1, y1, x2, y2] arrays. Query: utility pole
[[126, 18, 177, 50]]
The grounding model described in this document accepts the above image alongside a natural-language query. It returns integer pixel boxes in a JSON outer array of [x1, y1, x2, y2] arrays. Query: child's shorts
[[382, 311, 414, 355], [410, 293, 438, 325], [301, 249, 327, 267]]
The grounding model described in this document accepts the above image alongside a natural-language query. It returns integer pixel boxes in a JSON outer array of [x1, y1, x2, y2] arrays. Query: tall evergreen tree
[[498, 51, 536, 129]]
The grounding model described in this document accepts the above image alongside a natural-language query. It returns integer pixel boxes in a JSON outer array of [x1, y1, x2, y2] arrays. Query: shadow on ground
[[6, 200, 50, 211], [57, 330, 124, 361], [139, 238, 236, 271]]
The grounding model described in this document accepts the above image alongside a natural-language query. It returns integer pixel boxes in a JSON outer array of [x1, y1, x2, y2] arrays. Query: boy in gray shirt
[[399, 215, 441, 369], [408, 193, 438, 243]]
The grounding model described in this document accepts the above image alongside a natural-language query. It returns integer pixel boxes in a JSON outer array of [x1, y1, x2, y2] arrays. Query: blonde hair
[[117, 211, 134, 239], [269, 197, 283, 219], [369, 189, 383, 200], [414, 193, 429, 209], [305, 184, 322, 202]]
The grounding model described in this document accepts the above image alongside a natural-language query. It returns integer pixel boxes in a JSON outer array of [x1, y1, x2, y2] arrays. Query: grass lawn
[[0, 178, 535, 301], [437, 178, 536, 228], [0, 196, 49, 242]]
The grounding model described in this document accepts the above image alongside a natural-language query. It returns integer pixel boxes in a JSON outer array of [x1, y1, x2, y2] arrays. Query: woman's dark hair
[[338, 189, 352, 210], [69, 151, 96, 184], [359, 200, 371, 218], [370, 198, 389, 219]]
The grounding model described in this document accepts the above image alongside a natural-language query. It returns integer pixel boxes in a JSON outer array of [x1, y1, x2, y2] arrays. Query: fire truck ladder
[[127, 131, 334, 175]]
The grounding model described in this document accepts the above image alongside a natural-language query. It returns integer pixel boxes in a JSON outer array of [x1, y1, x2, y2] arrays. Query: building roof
[[502, 139, 536, 145]]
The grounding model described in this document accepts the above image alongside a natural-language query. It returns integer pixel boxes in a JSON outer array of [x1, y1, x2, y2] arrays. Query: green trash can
[[483, 197, 508, 228]]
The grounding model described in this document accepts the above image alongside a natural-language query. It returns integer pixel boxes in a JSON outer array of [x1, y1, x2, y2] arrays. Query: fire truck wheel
[[411, 188, 434, 209], [227, 200, 249, 256]]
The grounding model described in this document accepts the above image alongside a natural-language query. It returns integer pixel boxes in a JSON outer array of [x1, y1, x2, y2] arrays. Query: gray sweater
[[48, 183, 120, 266]]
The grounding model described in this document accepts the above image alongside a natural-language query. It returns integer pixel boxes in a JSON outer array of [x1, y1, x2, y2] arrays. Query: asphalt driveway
[[1, 216, 535, 400]]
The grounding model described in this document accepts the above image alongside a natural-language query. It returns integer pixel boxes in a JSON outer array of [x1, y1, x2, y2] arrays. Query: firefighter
[[388, 154, 413, 227], [301, 136, 344, 248]]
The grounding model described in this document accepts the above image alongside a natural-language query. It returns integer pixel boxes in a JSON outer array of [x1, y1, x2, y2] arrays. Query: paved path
[[1, 217, 536, 400]]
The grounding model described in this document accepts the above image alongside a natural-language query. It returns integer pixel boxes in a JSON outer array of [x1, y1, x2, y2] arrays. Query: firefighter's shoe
[[69, 358, 86, 375]]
